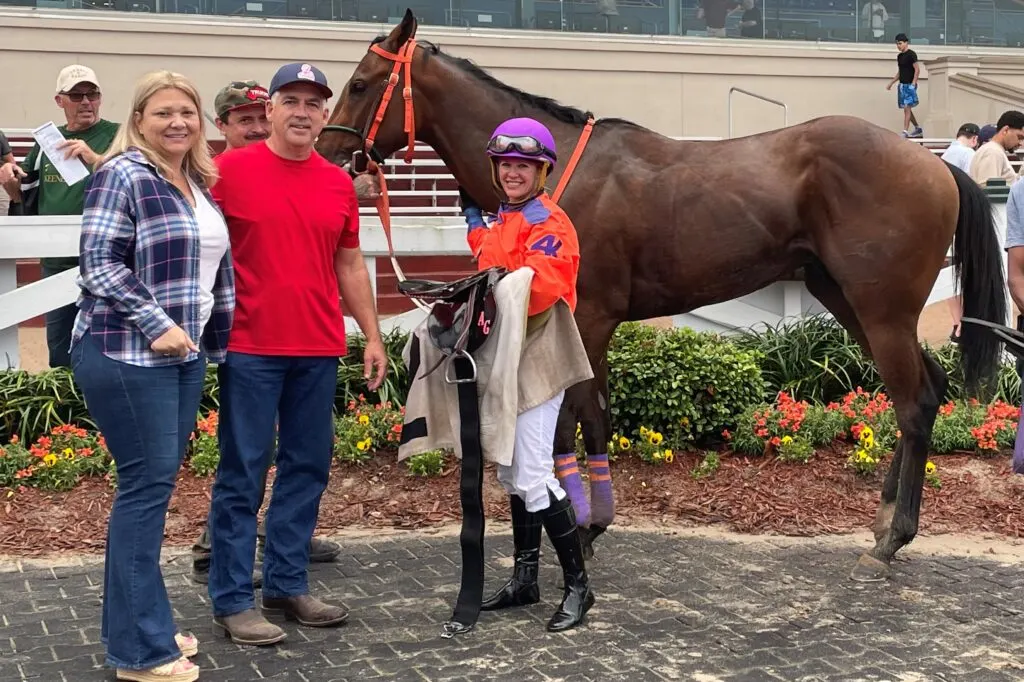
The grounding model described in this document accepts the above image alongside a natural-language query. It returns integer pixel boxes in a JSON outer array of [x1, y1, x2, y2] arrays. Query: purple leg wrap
[[554, 453, 590, 527], [587, 453, 615, 527]]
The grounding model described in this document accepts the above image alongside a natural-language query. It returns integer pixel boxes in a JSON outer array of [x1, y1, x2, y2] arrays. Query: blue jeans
[[208, 352, 339, 617], [70, 331, 206, 670]]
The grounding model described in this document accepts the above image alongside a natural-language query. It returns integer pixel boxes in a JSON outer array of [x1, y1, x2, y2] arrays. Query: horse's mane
[[371, 34, 640, 129]]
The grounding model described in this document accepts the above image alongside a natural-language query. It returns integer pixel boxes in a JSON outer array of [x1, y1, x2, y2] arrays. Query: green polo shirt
[[20, 119, 119, 271]]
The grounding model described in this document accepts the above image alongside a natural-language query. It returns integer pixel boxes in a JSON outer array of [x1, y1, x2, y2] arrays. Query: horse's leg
[[552, 308, 618, 559], [804, 266, 947, 545], [846, 317, 944, 581], [805, 266, 898, 539]]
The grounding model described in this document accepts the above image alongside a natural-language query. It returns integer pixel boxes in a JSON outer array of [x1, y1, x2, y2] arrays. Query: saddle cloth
[[398, 267, 595, 467]]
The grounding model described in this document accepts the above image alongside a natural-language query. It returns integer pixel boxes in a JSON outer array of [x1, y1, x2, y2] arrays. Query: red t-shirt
[[212, 141, 360, 356]]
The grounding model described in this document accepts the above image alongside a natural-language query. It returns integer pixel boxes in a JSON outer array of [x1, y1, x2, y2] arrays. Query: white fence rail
[[1, 200, 1010, 371]]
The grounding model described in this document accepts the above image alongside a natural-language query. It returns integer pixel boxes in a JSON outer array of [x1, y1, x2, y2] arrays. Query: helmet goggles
[[486, 134, 557, 163]]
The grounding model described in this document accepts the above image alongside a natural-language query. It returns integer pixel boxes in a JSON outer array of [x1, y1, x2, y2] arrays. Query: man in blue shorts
[[886, 33, 923, 138]]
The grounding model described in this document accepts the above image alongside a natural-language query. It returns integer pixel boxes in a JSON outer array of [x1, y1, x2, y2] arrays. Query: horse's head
[[317, 8, 421, 171]]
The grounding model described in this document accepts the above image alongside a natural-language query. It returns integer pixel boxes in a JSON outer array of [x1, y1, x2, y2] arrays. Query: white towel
[[398, 267, 594, 467]]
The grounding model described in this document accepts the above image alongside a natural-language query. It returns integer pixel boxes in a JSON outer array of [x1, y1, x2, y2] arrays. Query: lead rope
[[368, 159, 433, 314]]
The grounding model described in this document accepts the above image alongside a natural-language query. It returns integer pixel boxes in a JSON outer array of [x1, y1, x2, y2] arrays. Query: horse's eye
[[350, 80, 367, 94]]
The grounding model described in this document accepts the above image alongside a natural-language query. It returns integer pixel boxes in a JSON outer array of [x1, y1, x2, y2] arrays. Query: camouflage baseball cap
[[214, 80, 270, 118]]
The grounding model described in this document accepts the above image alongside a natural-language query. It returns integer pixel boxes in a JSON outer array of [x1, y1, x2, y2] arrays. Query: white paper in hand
[[31, 121, 90, 187]]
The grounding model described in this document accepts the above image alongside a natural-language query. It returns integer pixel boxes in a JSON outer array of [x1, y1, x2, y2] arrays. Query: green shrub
[[335, 330, 411, 410], [732, 314, 881, 404], [406, 450, 448, 477], [691, 451, 720, 479], [0, 331, 412, 445], [607, 323, 766, 443], [0, 369, 93, 444], [734, 313, 1022, 405]]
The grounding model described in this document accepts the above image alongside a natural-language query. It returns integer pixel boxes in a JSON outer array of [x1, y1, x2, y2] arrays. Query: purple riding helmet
[[485, 117, 557, 198]]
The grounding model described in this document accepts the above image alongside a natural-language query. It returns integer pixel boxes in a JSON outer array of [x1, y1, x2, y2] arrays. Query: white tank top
[[189, 177, 230, 335]]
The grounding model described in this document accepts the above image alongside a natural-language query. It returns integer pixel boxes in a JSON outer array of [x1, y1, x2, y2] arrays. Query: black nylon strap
[[441, 353, 486, 638]]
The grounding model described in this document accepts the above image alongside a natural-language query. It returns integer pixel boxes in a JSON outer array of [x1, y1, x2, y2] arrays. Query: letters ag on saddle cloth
[[396, 266, 594, 636]]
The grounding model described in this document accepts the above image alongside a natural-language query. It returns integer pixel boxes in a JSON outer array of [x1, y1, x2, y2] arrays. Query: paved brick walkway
[[1, 527, 1023, 681]]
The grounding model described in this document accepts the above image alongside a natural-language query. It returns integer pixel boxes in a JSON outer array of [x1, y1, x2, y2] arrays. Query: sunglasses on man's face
[[63, 91, 101, 103]]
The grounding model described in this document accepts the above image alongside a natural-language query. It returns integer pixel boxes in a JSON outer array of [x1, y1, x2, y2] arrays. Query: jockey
[[457, 117, 593, 632]]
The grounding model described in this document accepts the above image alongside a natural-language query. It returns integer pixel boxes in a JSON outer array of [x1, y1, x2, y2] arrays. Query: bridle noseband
[[320, 36, 419, 174]]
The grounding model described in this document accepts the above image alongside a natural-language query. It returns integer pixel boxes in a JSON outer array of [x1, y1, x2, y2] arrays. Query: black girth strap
[[441, 353, 487, 638], [396, 268, 506, 639]]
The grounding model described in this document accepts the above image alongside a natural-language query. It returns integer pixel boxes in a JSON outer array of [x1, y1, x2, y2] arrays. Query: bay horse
[[316, 9, 1007, 582]]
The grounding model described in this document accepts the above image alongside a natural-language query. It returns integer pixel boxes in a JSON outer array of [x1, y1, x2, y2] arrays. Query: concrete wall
[[9, 8, 1024, 139], [5, 7, 1024, 140]]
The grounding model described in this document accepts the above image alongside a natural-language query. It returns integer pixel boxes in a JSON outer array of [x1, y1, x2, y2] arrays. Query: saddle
[[398, 267, 507, 384]]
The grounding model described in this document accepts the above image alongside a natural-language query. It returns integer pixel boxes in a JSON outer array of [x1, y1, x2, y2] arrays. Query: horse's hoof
[[849, 553, 891, 582]]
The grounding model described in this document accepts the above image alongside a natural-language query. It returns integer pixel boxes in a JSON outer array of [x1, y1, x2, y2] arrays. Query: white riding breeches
[[496, 390, 567, 513]]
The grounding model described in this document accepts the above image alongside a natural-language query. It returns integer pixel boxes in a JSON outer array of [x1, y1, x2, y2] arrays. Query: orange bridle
[[363, 38, 418, 166]]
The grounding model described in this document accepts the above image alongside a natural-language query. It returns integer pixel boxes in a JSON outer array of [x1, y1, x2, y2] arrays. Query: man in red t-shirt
[[207, 62, 389, 646]]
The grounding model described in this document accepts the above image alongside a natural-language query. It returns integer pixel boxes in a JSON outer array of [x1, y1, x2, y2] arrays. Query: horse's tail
[[946, 160, 1008, 394]]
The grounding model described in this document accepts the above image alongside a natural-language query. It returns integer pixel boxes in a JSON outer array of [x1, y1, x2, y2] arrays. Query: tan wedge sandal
[[175, 632, 198, 658], [115, 656, 199, 682]]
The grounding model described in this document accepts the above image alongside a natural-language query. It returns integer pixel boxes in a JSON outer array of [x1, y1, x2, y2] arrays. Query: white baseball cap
[[56, 65, 100, 94]]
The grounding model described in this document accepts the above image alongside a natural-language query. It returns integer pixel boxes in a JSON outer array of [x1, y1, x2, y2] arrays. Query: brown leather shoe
[[212, 608, 287, 646], [261, 594, 349, 628]]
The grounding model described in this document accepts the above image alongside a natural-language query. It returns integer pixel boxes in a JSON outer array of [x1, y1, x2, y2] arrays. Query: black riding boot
[[481, 495, 541, 611], [541, 490, 595, 632]]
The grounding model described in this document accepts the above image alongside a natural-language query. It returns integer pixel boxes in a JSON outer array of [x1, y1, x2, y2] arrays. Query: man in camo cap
[[213, 80, 271, 151]]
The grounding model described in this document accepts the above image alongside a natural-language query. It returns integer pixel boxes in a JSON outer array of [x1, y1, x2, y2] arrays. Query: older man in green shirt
[[0, 64, 119, 368]]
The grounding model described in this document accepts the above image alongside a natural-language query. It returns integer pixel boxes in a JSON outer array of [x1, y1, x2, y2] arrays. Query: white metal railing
[[727, 87, 788, 139]]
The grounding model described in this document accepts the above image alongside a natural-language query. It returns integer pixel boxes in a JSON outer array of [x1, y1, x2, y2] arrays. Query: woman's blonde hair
[[99, 70, 218, 187]]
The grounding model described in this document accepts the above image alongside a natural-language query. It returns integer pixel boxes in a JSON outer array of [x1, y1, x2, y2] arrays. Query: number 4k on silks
[[529, 234, 563, 257]]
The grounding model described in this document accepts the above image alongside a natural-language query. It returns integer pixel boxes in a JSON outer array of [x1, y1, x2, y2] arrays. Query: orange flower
[[9, 435, 19, 445]]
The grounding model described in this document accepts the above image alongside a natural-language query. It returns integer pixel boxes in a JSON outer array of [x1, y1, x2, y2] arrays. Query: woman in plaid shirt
[[69, 70, 234, 682]]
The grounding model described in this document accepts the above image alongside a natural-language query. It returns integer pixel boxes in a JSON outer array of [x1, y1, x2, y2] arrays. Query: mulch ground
[[3, 447, 1024, 558]]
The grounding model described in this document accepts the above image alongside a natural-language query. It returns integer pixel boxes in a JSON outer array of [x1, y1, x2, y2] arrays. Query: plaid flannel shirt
[[71, 148, 235, 367]]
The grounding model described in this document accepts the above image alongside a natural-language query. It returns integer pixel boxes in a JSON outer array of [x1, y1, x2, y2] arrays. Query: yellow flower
[[356, 439, 371, 452], [43, 453, 58, 466], [619, 437, 630, 450], [358, 415, 370, 425], [639, 426, 649, 436], [62, 447, 75, 460], [680, 417, 690, 427], [925, 461, 936, 475], [650, 432, 663, 445], [664, 449, 674, 463], [781, 435, 794, 445], [860, 425, 874, 439]]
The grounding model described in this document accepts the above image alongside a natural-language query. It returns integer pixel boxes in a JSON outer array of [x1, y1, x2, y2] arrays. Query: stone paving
[[1, 526, 1023, 682]]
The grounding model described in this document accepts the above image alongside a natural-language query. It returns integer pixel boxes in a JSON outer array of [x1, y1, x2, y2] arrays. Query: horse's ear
[[387, 8, 417, 48]]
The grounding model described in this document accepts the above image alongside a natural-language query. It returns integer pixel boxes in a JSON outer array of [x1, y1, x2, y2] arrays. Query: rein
[[320, 29, 594, 310]]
